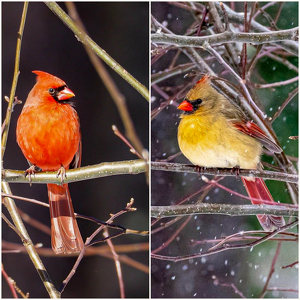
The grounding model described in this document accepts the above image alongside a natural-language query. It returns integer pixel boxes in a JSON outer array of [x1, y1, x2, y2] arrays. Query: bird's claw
[[194, 165, 204, 173], [231, 166, 240, 178], [194, 165, 204, 179], [56, 166, 67, 184], [24, 165, 38, 186]]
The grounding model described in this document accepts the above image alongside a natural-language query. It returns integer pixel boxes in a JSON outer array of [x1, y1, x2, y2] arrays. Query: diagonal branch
[[65, 3, 145, 154], [2, 181, 60, 298], [45, 2, 149, 101]]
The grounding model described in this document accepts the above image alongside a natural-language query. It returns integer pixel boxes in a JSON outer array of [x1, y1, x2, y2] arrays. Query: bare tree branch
[[3, 159, 147, 184], [151, 203, 298, 219], [151, 220, 298, 262], [152, 27, 298, 48], [45, 2, 149, 101], [151, 162, 298, 184]]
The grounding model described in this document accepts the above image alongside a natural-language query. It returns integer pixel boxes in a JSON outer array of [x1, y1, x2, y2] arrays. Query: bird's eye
[[48, 88, 55, 95], [195, 98, 202, 105], [191, 98, 202, 110]]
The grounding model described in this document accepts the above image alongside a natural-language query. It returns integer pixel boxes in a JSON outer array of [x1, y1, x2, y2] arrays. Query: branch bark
[[3, 159, 147, 184], [152, 27, 298, 48], [151, 162, 298, 184], [151, 203, 298, 219]]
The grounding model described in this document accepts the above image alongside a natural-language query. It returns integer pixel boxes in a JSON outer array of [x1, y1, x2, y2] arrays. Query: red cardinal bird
[[16, 71, 84, 254], [177, 75, 285, 231]]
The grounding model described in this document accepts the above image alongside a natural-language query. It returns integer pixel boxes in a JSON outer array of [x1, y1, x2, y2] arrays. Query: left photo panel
[[2, 2, 149, 298]]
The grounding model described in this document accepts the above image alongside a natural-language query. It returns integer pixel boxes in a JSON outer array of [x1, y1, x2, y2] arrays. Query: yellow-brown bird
[[177, 75, 285, 231]]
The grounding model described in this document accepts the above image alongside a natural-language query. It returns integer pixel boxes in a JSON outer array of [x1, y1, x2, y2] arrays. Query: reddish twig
[[104, 228, 125, 298], [2, 265, 18, 298], [151, 220, 298, 262], [260, 241, 282, 297]]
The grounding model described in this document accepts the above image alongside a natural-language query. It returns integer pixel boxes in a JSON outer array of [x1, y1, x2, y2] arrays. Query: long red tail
[[47, 183, 84, 254], [241, 177, 285, 231]]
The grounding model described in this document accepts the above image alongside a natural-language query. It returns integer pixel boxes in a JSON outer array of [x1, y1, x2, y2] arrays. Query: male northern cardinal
[[177, 75, 285, 231], [16, 71, 84, 254]]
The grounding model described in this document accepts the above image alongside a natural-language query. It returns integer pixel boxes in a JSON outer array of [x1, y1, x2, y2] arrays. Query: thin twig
[[1, 4, 26, 159], [2, 182, 60, 298], [104, 228, 125, 298], [2, 213, 28, 242], [254, 2, 279, 31], [45, 2, 149, 101], [60, 199, 139, 293], [2, 240, 149, 258], [1, 96, 22, 134], [205, 231, 297, 250], [260, 241, 282, 298], [2, 265, 19, 298], [151, 63, 194, 85], [270, 87, 298, 123], [214, 2, 298, 55], [152, 216, 192, 254], [65, 2, 145, 154], [151, 220, 298, 262], [1, 3, 59, 297], [112, 125, 143, 159], [2, 192, 148, 238], [212, 275, 246, 298], [253, 76, 298, 88], [2, 193, 49, 208]]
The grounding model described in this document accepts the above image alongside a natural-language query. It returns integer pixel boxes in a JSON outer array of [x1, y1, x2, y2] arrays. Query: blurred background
[[2, 2, 149, 298], [151, 2, 298, 298]]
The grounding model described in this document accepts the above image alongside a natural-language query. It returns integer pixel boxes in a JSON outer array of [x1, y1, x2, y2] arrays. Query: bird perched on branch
[[177, 75, 285, 231], [17, 71, 84, 254]]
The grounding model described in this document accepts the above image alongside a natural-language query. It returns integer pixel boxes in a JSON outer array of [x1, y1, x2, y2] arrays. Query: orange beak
[[57, 87, 75, 101], [178, 100, 193, 112]]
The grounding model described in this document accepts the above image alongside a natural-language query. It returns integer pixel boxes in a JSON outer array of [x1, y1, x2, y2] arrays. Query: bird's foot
[[56, 166, 67, 184], [24, 165, 39, 186], [194, 165, 204, 173], [194, 165, 205, 179], [231, 166, 240, 178]]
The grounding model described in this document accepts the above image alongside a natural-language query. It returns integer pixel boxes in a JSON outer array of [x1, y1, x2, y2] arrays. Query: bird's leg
[[24, 165, 40, 186], [194, 165, 204, 179], [231, 166, 240, 178], [56, 165, 67, 184]]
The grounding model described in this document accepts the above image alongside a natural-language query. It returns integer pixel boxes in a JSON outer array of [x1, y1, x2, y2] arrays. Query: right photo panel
[[151, 2, 298, 298]]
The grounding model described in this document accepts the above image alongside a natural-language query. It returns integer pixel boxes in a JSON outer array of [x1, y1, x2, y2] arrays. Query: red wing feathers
[[233, 121, 282, 153]]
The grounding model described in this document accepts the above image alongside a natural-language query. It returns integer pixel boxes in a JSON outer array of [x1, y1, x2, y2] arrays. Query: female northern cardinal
[[177, 75, 285, 231], [16, 71, 84, 254]]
